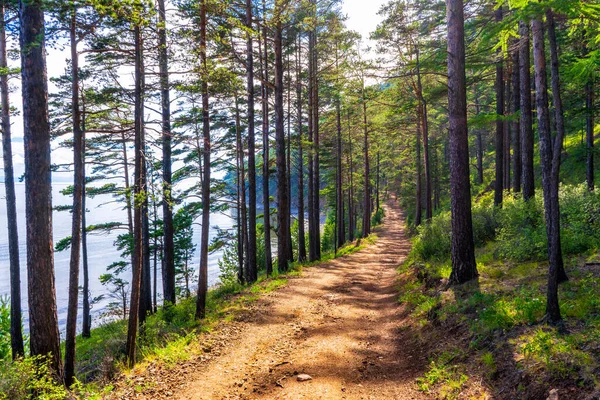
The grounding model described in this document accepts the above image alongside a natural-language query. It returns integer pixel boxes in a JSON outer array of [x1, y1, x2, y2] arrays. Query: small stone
[[547, 389, 559, 400], [297, 374, 312, 382]]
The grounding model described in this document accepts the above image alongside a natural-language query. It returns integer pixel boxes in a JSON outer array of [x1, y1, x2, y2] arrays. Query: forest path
[[120, 200, 427, 399]]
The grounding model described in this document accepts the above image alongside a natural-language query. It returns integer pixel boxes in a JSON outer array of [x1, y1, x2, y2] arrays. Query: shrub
[[371, 207, 385, 227], [0, 297, 11, 361], [0, 355, 69, 400], [411, 212, 451, 261]]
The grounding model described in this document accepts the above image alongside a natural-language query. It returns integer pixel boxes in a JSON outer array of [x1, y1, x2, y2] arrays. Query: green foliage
[[371, 207, 385, 227], [321, 212, 336, 253], [0, 355, 69, 400], [0, 298, 11, 361], [496, 185, 600, 261], [411, 212, 451, 261]]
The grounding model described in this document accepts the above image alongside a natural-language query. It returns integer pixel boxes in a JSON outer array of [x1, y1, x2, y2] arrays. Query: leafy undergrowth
[[398, 250, 600, 399], [0, 235, 376, 400]]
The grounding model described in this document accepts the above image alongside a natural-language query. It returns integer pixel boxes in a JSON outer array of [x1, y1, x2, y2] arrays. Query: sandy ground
[[112, 201, 429, 399]]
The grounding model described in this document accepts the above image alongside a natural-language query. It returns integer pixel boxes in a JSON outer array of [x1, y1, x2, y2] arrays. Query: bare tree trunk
[[274, 13, 290, 272], [519, 21, 535, 200], [246, 0, 258, 282], [158, 0, 175, 306], [416, 50, 432, 220], [126, 23, 145, 368], [335, 42, 344, 249], [586, 80, 594, 190], [504, 71, 511, 192], [474, 90, 484, 185], [512, 45, 521, 193], [296, 35, 306, 262], [20, 0, 62, 375], [415, 113, 422, 227], [0, 0, 23, 360], [362, 98, 371, 237], [531, 16, 562, 324], [347, 111, 355, 242], [494, 6, 504, 207], [235, 93, 249, 283], [65, 9, 83, 387], [307, 17, 316, 261], [260, 0, 272, 275], [546, 9, 568, 284], [196, 0, 211, 320], [446, 0, 477, 284], [81, 126, 91, 338]]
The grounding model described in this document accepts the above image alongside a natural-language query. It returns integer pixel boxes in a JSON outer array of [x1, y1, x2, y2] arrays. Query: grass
[[399, 250, 600, 398]]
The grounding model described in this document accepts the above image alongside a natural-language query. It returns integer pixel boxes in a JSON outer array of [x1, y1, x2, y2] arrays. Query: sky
[[342, 0, 388, 46]]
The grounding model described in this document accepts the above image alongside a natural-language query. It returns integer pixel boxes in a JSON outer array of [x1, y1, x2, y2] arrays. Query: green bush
[[496, 185, 600, 261], [371, 207, 385, 227], [0, 298, 11, 361], [411, 212, 451, 261], [0, 356, 69, 400]]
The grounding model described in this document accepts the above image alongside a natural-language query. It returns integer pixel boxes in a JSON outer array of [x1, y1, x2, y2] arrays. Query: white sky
[[342, 0, 388, 47]]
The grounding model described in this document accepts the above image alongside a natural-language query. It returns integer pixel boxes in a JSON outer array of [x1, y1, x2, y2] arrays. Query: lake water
[[0, 183, 234, 334]]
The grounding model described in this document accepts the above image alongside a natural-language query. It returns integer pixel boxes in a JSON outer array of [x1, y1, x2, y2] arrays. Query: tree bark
[[0, 0, 23, 360], [260, 0, 272, 275], [512, 45, 521, 193], [196, 0, 211, 320], [415, 112, 422, 227], [81, 123, 91, 339], [446, 0, 478, 284], [494, 6, 504, 207], [158, 0, 175, 306], [362, 98, 371, 237], [519, 21, 535, 200], [274, 14, 290, 272], [531, 16, 562, 324], [65, 9, 84, 387], [246, 0, 258, 282], [235, 93, 249, 283], [296, 35, 306, 262], [20, 0, 62, 374], [416, 49, 432, 220], [126, 23, 145, 368], [347, 111, 355, 242], [586, 80, 594, 190], [546, 9, 568, 284]]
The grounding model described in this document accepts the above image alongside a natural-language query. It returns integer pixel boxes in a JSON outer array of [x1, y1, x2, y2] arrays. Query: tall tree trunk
[[81, 125, 91, 339], [65, 9, 83, 387], [474, 90, 484, 185], [20, 0, 62, 374], [307, 18, 316, 261], [335, 43, 344, 249], [531, 16, 562, 324], [236, 143, 244, 284], [312, 24, 321, 260], [246, 0, 258, 282], [296, 36, 306, 262], [347, 111, 355, 242], [336, 99, 344, 249], [235, 94, 249, 283], [546, 9, 568, 284], [586, 81, 594, 190], [126, 23, 145, 368], [494, 6, 504, 207], [512, 46, 522, 193], [415, 113, 422, 227], [519, 21, 535, 200], [158, 0, 175, 306], [274, 14, 290, 273], [286, 50, 293, 262], [376, 152, 380, 212], [0, 0, 23, 360], [139, 29, 151, 325], [196, 0, 211, 320], [260, 0, 272, 275], [446, 0, 477, 284], [504, 71, 511, 191], [416, 50, 432, 220], [362, 98, 371, 237]]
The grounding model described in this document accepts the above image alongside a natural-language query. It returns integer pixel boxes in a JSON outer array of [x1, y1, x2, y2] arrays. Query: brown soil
[[111, 201, 428, 399]]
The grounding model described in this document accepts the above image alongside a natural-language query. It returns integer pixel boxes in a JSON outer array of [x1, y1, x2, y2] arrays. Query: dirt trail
[[118, 201, 427, 399]]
